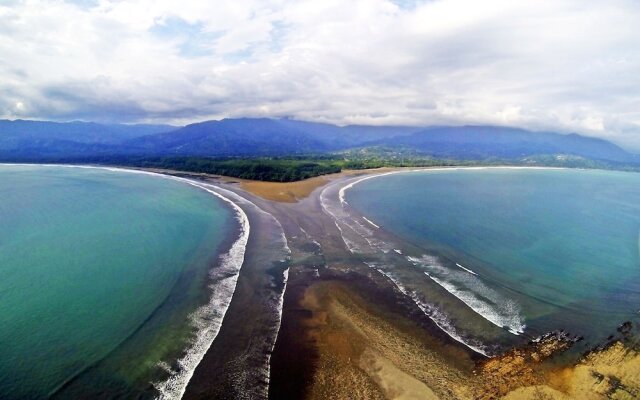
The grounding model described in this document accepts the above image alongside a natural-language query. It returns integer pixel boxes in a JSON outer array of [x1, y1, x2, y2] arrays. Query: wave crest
[[408, 255, 525, 335]]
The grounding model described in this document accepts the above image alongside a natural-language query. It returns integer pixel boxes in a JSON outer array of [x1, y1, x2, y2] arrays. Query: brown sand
[[536, 342, 639, 399], [140, 166, 415, 203], [238, 176, 330, 203], [481, 341, 640, 399], [294, 277, 640, 400], [134, 166, 333, 202], [236, 167, 400, 203], [296, 280, 477, 400]]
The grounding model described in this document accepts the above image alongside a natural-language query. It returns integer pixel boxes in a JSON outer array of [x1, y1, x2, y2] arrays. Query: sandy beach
[[154, 167, 640, 400]]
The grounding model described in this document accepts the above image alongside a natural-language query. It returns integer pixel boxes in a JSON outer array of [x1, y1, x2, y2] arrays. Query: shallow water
[[0, 165, 236, 399], [344, 168, 640, 351]]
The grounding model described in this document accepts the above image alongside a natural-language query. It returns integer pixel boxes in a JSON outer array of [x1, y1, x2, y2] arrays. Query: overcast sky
[[2, 0, 640, 149]]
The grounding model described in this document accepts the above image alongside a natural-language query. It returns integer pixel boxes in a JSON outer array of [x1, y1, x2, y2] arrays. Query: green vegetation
[[16, 146, 640, 182], [128, 156, 343, 182], [120, 151, 477, 181], [121, 154, 609, 182]]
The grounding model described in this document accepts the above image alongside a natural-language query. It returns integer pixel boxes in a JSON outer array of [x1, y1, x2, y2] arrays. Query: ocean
[[0, 165, 242, 399], [337, 168, 640, 354]]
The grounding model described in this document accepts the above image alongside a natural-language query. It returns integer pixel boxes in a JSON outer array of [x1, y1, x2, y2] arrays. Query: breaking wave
[[152, 180, 250, 400], [408, 255, 525, 335], [364, 262, 492, 356], [320, 168, 533, 356]]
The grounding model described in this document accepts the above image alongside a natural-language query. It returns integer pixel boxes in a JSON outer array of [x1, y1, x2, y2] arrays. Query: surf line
[[205, 183, 292, 397], [331, 167, 542, 350], [362, 216, 380, 229], [364, 262, 490, 357], [167, 180, 292, 400], [455, 263, 478, 275], [154, 177, 250, 400]]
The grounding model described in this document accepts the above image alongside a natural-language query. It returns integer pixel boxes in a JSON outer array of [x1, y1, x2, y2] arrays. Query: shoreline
[[152, 179, 251, 400], [1, 164, 572, 394], [258, 165, 640, 399], [337, 165, 568, 206], [180, 178, 291, 399], [318, 168, 536, 356], [0, 164, 254, 400]]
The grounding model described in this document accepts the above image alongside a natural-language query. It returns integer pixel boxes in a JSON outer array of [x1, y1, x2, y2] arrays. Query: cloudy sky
[[2, 0, 640, 149]]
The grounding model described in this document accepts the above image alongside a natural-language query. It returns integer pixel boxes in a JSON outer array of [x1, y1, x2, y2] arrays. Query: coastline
[[319, 167, 536, 355], [180, 179, 291, 399], [152, 179, 251, 400], [5, 163, 640, 399], [228, 165, 639, 400], [23, 164, 571, 397], [0, 164, 254, 399]]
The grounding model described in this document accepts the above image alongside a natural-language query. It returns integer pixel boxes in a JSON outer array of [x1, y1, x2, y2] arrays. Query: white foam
[[200, 181, 291, 398], [408, 255, 525, 335], [321, 182, 394, 254], [152, 181, 250, 400], [455, 263, 477, 275], [299, 227, 321, 249], [364, 262, 490, 356], [273, 268, 289, 338], [264, 266, 290, 392], [362, 216, 380, 229], [337, 171, 401, 206]]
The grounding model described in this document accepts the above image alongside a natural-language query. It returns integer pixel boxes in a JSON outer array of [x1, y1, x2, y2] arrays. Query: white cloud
[[1, 0, 640, 149]]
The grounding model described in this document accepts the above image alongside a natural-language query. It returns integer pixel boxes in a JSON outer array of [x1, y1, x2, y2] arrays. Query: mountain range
[[0, 118, 637, 164]]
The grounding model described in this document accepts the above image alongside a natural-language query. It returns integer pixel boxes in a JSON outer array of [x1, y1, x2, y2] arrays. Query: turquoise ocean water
[[0, 165, 235, 399], [346, 168, 640, 350]]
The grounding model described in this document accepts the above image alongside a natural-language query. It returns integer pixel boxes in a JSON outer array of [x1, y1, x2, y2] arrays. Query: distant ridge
[[0, 118, 637, 164], [370, 125, 637, 163], [0, 119, 175, 159], [0, 119, 175, 144], [126, 118, 422, 155], [127, 118, 330, 156]]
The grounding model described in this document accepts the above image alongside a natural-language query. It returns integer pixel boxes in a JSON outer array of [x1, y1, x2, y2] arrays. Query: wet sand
[[151, 167, 640, 400], [271, 275, 478, 399], [179, 183, 289, 400]]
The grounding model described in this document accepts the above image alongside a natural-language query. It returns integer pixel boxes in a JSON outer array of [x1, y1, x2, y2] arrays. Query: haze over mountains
[[0, 118, 637, 164]]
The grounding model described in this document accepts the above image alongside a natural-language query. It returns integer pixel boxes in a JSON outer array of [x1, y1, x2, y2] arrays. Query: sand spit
[[180, 184, 290, 400], [9, 164, 640, 399], [142, 166, 640, 400], [238, 176, 329, 203]]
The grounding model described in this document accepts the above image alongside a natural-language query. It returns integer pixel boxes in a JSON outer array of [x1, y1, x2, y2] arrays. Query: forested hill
[[0, 118, 637, 167], [370, 125, 637, 163]]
